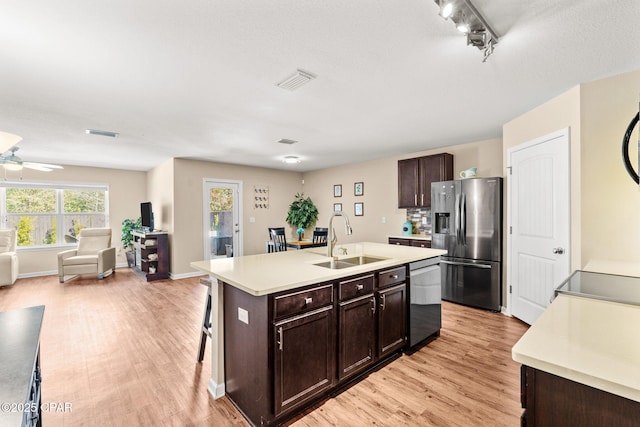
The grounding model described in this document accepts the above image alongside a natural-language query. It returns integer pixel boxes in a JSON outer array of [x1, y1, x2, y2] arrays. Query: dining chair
[[312, 229, 328, 244], [269, 228, 287, 252]]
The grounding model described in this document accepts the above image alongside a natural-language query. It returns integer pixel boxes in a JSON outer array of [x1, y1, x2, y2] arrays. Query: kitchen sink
[[313, 255, 388, 270], [313, 260, 361, 269], [340, 256, 387, 265]]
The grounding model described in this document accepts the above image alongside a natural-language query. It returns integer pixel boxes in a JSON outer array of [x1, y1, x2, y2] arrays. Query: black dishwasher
[[407, 257, 441, 349]]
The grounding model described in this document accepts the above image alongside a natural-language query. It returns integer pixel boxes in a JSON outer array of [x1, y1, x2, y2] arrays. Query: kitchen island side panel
[[224, 283, 272, 426]]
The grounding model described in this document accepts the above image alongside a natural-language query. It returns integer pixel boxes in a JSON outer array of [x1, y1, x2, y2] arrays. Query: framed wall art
[[333, 184, 342, 197], [333, 203, 342, 212], [354, 202, 364, 216], [354, 182, 364, 196]]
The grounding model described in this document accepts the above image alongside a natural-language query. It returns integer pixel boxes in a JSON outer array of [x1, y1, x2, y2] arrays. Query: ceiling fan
[[0, 146, 64, 172]]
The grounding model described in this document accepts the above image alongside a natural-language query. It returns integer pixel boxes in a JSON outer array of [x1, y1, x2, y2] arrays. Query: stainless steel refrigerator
[[431, 177, 503, 311]]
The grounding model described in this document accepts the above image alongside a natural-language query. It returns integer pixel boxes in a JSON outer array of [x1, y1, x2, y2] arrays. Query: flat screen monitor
[[141, 202, 154, 231]]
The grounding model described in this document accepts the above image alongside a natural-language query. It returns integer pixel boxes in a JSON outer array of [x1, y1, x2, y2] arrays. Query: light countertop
[[191, 242, 445, 296], [388, 234, 432, 241], [512, 293, 640, 402]]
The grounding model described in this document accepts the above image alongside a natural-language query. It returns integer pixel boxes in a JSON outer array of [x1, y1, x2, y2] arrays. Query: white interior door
[[508, 128, 570, 325], [203, 179, 242, 259]]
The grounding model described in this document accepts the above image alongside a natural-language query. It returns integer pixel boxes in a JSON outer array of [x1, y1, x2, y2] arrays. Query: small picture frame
[[354, 202, 364, 216], [334, 203, 342, 212], [333, 184, 342, 198], [354, 182, 364, 196]]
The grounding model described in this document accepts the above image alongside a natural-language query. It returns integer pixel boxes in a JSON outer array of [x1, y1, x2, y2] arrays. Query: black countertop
[[0, 305, 45, 426]]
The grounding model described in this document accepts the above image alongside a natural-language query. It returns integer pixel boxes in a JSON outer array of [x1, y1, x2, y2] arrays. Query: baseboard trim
[[18, 270, 58, 279], [18, 267, 206, 281], [207, 379, 225, 400], [170, 271, 207, 280]]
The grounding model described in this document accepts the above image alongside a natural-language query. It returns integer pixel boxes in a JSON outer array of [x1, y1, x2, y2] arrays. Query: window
[[1, 182, 109, 248]]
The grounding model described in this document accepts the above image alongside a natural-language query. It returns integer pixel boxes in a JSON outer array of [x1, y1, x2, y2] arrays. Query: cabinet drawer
[[339, 275, 374, 301], [378, 266, 406, 288], [274, 284, 334, 319], [388, 238, 410, 246], [410, 240, 431, 248]]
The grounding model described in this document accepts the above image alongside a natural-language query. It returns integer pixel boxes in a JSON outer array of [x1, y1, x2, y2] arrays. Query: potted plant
[[121, 217, 141, 267], [285, 193, 319, 239]]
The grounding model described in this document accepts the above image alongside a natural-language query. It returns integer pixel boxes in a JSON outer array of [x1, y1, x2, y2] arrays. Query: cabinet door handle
[[421, 193, 424, 205], [371, 297, 376, 314], [356, 284, 364, 291], [390, 274, 399, 280], [304, 297, 313, 305], [380, 294, 386, 310], [414, 194, 417, 205], [277, 327, 283, 351]]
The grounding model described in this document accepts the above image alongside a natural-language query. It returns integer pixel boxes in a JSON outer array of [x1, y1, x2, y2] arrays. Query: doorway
[[203, 179, 242, 260], [507, 128, 570, 325]]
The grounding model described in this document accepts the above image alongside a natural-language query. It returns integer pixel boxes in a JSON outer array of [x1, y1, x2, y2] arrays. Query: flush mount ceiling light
[[282, 156, 301, 164], [435, 0, 499, 62], [276, 69, 316, 91], [85, 129, 119, 138]]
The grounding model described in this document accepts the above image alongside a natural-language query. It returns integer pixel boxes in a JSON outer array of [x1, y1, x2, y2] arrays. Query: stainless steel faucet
[[327, 211, 353, 258]]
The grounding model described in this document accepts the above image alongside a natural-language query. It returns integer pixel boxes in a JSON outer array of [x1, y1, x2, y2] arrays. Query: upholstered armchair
[[57, 228, 116, 283], [0, 229, 18, 286]]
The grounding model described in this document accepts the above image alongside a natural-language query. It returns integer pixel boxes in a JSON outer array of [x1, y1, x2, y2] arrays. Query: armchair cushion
[[0, 235, 12, 253], [77, 229, 111, 256], [63, 255, 99, 266], [0, 229, 18, 286]]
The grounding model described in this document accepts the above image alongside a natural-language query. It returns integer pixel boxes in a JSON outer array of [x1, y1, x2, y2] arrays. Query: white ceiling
[[1, 0, 639, 172]]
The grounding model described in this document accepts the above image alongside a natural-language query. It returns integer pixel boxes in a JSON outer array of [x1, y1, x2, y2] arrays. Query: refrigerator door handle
[[440, 260, 492, 269], [461, 193, 466, 245], [454, 193, 461, 244]]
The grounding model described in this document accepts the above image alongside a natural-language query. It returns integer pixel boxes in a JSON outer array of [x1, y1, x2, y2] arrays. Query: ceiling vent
[[277, 138, 298, 145], [85, 129, 119, 138], [276, 70, 316, 91]]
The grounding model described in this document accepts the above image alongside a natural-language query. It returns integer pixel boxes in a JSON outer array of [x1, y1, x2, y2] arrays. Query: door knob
[[552, 247, 565, 254]]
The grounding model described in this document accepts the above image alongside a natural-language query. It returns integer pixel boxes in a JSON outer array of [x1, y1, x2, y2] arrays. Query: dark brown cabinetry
[[411, 240, 431, 248], [338, 275, 375, 380], [388, 237, 431, 248], [224, 264, 411, 426], [377, 266, 407, 357], [132, 231, 169, 281], [389, 237, 411, 246], [274, 306, 335, 416], [398, 153, 453, 208], [521, 365, 640, 427]]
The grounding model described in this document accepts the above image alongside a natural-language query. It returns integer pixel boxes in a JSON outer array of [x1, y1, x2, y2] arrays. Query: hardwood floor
[[0, 270, 528, 426]]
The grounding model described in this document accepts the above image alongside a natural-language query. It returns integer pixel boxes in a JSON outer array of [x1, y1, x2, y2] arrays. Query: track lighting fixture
[[439, 1, 453, 19], [435, 0, 499, 62]]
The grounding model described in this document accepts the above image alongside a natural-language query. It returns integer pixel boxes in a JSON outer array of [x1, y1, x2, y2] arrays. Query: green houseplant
[[285, 193, 318, 239], [121, 217, 141, 267]]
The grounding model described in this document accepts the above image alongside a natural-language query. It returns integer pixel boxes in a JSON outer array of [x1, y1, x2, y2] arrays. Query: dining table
[[286, 240, 327, 250]]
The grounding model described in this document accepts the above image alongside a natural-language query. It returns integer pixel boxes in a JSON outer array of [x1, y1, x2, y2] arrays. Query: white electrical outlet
[[381, 216, 386, 223], [249, 217, 256, 223], [238, 307, 249, 324]]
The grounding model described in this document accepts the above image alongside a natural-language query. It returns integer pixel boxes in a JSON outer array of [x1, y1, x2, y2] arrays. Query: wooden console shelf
[[132, 230, 169, 281]]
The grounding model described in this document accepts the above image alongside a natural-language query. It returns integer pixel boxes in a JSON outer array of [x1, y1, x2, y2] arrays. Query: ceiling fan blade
[[22, 163, 53, 172], [22, 161, 64, 170]]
